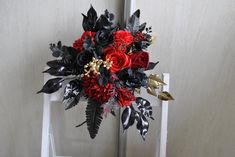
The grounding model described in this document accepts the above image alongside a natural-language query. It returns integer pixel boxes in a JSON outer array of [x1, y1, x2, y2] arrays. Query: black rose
[[76, 50, 93, 67], [95, 30, 113, 46]]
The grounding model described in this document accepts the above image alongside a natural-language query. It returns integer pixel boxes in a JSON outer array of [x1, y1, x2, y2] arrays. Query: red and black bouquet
[[38, 6, 173, 140]]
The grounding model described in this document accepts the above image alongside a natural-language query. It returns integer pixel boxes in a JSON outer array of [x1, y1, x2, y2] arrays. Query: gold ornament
[[158, 91, 174, 101], [84, 57, 113, 77]]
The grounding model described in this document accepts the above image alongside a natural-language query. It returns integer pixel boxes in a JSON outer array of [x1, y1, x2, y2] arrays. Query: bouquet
[[38, 6, 173, 140]]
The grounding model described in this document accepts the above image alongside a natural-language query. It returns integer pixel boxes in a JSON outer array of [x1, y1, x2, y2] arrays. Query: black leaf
[[43, 66, 72, 76], [37, 78, 63, 94], [86, 99, 103, 139], [98, 66, 111, 86], [62, 46, 78, 60], [63, 80, 83, 110], [146, 61, 159, 71], [127, 10, 140, 34], [82, 14, 90, 31], [47, 60, 65, 67], [95, 45, 103, 56], [50, 41, 64, 58], [83, 36, 95, 51], [136, 97, 154, 119], [136, 114, 149, 140], [121, 107, 136, 130], [82, 5, 98, 31], [49, 42, 79, 61], [95, 15, 112, 30], [104, 9, 114, 21], [98, 76, 108, 86], [139, 22, 146, 32]]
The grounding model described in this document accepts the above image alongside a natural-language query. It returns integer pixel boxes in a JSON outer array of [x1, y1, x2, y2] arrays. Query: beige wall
[[136, 0, 235, 157], [0, 0, 123, 157]]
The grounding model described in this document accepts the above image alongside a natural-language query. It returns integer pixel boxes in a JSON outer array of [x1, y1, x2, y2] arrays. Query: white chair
[[40, 72, 170, 157]]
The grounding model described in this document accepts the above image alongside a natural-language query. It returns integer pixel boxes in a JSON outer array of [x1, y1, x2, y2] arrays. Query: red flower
[[73, 31, 96, 52], [113, 30, 134, 52], [105, 48, 131, 73], [103, 46, 117, 54], [130, 51, 149, 69], [82, 74, 114, 104], [117, 88, 136, 107], [134, 32, 145, 42]]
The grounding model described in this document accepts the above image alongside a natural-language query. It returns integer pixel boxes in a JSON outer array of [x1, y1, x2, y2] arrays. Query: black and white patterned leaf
[[63, 80, 83, 110], [136, 114, 149, 140], [37, 78, 63, 94], [136, 97, 154, 120], [86, 99, 103, 139], [121, 107, 136, 130]]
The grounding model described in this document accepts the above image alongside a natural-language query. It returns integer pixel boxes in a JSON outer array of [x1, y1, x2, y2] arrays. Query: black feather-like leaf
[[37, 78, 63, 94], [86, 99, 103, 139], [63, 80, 83, 110], [146, 62, 159, 71], [136, 97, 154, 119], [136, 114, 149, 140], [121, 107, 136, 130]]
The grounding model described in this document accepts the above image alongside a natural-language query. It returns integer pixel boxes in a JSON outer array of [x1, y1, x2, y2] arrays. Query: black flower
[[95, 29, 113, 47], [76, 50, 93, 67], [117, 68, 148, 88]]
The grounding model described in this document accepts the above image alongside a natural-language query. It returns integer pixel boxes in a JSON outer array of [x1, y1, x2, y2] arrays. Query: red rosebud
[[117, 88, 136, 107], [105, 48, 131, 73], [73, 31, 96, 52], [113, 30, 134, 52], [130, 51, 149, 69]]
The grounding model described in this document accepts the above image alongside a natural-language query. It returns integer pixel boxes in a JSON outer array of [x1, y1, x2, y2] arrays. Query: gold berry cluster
[[84, 57, 113, 77]]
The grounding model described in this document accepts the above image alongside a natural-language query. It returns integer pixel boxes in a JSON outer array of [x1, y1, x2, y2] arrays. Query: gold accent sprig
[[84, 57, 113, 77]]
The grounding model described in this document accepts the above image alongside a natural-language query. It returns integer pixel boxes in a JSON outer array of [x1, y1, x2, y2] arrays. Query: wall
[[0, 0, 123, 157], [136, 0, 235, 157]]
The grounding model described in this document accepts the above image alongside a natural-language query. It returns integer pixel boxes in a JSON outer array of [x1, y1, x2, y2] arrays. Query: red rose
[[130, 51, 149, 69], [73, 31, 96, 52], [82, 74, 114, 104], [105, 49, 131, 73], [113, 30, 134, 52], [117, 88, 136, 107], [103, 46, 117, 54]]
